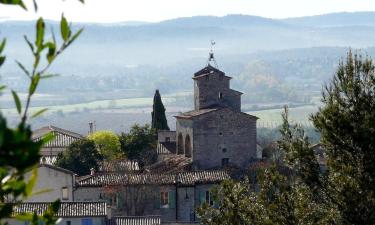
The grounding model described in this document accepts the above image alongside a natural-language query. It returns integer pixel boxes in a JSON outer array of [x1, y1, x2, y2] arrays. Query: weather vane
[[207, 40, 218, 68]]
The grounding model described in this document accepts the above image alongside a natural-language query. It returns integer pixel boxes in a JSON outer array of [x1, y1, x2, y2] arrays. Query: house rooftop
[[12, 202, 107, 217], [32, 125, 83, 140], [112, 216, 161, 225], [76, 170, 231, 187]]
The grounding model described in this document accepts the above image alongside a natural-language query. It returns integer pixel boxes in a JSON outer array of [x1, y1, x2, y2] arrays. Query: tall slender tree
[[151, 89, 170, 131]]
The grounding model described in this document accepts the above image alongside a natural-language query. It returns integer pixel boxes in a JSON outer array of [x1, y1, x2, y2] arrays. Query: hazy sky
[[1, 0, 375, 23]]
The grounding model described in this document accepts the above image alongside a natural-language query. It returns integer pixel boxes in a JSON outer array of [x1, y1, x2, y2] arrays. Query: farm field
[[248, 105, 319, 128]]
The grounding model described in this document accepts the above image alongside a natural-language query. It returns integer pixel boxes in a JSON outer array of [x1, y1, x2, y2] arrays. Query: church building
[[174, 52, 258, 169]]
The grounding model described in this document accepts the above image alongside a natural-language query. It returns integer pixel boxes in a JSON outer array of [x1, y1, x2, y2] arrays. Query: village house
[[7, 202, 107, 225], [32, 125, 84, 160], [23, 164, 76, 202]]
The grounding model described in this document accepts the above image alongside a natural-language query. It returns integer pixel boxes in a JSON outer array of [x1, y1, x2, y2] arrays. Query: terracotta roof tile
[[112, 216, 161, 225], [12, 202, 106, 217]]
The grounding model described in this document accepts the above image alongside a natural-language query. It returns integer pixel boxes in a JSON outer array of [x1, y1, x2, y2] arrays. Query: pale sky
[[1, 0, 375, 23]]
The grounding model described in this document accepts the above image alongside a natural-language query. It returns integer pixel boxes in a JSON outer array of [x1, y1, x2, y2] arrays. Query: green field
[[248, 105, 319, 128], [0, 92, 192, 116]]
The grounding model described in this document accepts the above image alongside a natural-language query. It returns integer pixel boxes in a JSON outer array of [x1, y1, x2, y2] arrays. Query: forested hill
[[1, 12, 375, 105]]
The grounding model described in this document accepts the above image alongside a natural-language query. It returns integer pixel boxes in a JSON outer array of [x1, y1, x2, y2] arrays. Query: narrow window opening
[[219, 92, 223, 99]]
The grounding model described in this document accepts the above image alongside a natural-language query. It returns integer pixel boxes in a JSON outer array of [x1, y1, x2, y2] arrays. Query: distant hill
[[1, 12, 375, 105], [282, 12, 375, 27]]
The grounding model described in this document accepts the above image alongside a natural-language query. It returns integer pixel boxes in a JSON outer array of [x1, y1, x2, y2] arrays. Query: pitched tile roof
[[174, 108, 221, 119], [76, 170, 230, 187], [111, 216, 161, 225], [38, 163, 75, 175], [98, 160, 139, 172], [194, 65, 225, 77], [77, 173, 176, 187], [32, 125, 83, 148], [147, 155, 192, 173], [177, 170, 231, 186], [12, 202, 107, 217]]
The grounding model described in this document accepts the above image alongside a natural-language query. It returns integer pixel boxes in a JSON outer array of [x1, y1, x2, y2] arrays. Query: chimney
[[90, 168, 95, 175], [89, 122, 93, 135]]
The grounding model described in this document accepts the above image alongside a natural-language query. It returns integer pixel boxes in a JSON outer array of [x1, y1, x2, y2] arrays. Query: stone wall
[[193, 108, 257, 169], [24, 166, 74, 202], [158, 130, 177, 143], [194, 73, 231, 110], [176, 119, 193, 157]]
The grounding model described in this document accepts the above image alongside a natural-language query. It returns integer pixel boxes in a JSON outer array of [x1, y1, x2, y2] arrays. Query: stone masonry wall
[[193, 108, 257, 169]]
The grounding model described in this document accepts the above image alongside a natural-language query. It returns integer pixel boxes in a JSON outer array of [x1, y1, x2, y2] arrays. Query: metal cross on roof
[[207, 40, 218, 68]]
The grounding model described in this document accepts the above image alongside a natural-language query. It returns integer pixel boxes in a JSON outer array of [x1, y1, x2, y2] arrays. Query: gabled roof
[[175, 107, 258, 120], [194, 65, 225, 77], [112, 216, 161, 225], [98, 160, 139, 173], [76, 170, 231, 187], [32, 125, 83, 148], [174, 107, 221, 119], [12, 202, 107, 217], [77, 173, 176, 187], [177, 170, 230, 186], [32, 125, 83, 140], [38, 163, 76, 175]]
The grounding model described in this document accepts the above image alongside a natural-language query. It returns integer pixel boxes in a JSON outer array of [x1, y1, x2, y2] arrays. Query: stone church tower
[[175, 53, 258, 169]]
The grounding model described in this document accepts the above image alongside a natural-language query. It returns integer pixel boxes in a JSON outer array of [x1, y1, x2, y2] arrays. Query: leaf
[[60, 14, 70, 42], [0, 85, 6, 91], [25, 168, 38, 196], [46, 42, 56, 63], [35, 17, 45, 49], [24, 35, 35, 53], [11, 90, 22, 114], [67, 28, 83, 46], [29, 73, 40, 95], [15, 60, 30, 77], [41, 73, 59, 79], [41, 132, 55, 145], [32, 0, 37, 11], [0, 0, 27, 10], [0, 56, 5, 67], [31, 108, 48, 119], [0, 38, 6, 53]]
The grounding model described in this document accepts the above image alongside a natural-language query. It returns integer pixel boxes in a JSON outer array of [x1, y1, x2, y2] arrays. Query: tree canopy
[[151, 89, 170, 131], [119, 124, 157, 168], [198, 51, 375, 225], [88, 130, 123, 160], [55, 139, 103, 176]]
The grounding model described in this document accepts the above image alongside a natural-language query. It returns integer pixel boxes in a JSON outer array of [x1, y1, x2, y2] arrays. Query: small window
[[66, 221, 71, 225], [222, 148, 227, 153], [205, 191, 214, 206], [165, 137, 170, 142], [219, 74, 223, 80], [219, 92, 223, 99], [219, 132, 223, 136], [205, 75, 209, 81], [62, 187, 69, 200], [160, 191, 169, 208], [222, 158, 229, 166]]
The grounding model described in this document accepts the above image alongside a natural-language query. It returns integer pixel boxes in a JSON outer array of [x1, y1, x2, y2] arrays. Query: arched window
[[185, 135, 192, 157], [177, 133, 184, 155]]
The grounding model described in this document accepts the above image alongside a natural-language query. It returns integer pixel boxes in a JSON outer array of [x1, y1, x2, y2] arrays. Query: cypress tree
[[151, 89, 170, 131]]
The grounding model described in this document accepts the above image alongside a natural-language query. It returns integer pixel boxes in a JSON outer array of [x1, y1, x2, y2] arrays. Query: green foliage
[[199, 51, 375, 225], [119, 124, 157, 168], [312, 51, 375, 224], [151, 89, 170, 131], [0, 1, 82, 224], [56, 139, 103, 176], [88, 130, 123, 160]]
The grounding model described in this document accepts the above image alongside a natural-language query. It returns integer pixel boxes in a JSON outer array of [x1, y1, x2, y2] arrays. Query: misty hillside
[[1, 12, 375, 106]]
